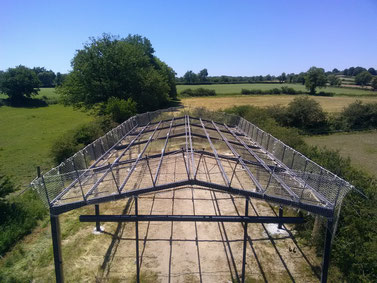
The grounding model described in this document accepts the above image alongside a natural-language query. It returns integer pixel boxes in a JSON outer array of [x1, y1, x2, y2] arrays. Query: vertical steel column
[[321, 218, 334, 283], [241, 197, 249, 283], [50, 214, 64, 283], [135, 197, 140, 283], [278, 206, 283, 229], [95, 205, 101, 232]]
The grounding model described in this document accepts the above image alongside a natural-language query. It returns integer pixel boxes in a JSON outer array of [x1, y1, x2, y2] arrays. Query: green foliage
[[241, 86, 299, 95], [198, 68, 209, 82], [327, 74, 341, 86], [338, 100, 377, 130], [181, 88, 216, 97], [372, 77, 377, 91], [355, 71, 372, 86], [183, 70, 199, 84], [0, 65, 40, 102], [0, 174, 14, 199], [33, 67, 56, 87], [284, 96, 328, 133], [300, 145, 377, 283], [225, 105, 305, 148], [103, 97, 137, 123], [51, 118, 115, 163], [57, 33, 175, 112], [0, 173, 46, 255], [305, 67, 327, 95]]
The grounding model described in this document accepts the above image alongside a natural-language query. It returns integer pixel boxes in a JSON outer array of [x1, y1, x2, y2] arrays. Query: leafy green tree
[[278, 72, 286, 83], [285, 96, 328, 132], [352, 66, 366, 76], [183, 70, 198, 84], [368, 67, 377, 76], [371, 77, 377, 91], [304, 67, 327, 94], [37, 70, 56, 87], [0, 65, 40, 102], [332, 68, 340, 73], [198, 68, 208, 82], [328, 74, 341, 86], [57, 33, 175, 112], [355, 71, 372, 86]]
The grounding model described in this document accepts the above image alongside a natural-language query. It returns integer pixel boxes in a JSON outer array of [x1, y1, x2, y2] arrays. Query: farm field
[[182, 95, 377, 112], [304, 130, 377, 177], [0, 104, 93, 186], [177, 83, 377, 96]]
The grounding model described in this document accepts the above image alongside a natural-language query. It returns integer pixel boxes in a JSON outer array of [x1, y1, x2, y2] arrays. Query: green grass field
[[304, 130, 377, 177], [177, 83, 377, 96], [0, 104, 93, 186], [0, 87, 58, 100]]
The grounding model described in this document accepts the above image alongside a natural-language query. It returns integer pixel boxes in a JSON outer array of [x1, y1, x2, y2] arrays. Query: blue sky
[[1, 0, 376, 76]]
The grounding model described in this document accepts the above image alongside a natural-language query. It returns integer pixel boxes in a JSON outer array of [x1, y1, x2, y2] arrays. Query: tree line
[[177, 66, 377, 88]]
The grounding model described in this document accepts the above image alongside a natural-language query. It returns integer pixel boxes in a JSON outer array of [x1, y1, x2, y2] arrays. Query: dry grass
[[305, 130, 377, 177], [182, 95, 377, 113]]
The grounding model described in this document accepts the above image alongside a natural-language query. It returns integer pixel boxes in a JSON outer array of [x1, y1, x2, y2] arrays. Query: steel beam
[[241, 198, 249, 283], [211, 121, 265, 192], [50, 214, 64, 283], [199, 118, 230, 186], [153, 117, 175, 185], [278, 206, 283, 229], [85, 122, 153, 199], [95, 204, 101, 232], [321, 218, 334, 283], [135, 197, 140, 283], [118, 121, 163, 193], [117, 131, 258, 150], [79, 214, 305, 224]]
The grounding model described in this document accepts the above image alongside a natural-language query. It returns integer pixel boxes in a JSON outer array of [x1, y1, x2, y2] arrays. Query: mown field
[[182, 94, 377, 112], [0, 101, 93, 186], [177, 83, 377, 96], [305, 130, 377, 177]]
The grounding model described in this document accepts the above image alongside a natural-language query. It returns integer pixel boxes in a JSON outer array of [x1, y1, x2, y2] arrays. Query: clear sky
[[1, 0, 376, 77]]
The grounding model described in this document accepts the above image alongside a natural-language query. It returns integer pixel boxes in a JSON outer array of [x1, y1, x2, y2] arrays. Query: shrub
[[339, 101, 377, 130], [104, 97, 137, 123], [241, 88, 264, 95], [284, 96, 328, 133], [270, 88, 281, 94], [0, 173, 45, 255], [181, 88, 216, 96], [280, 86, 298, 94], [51, 118, 116, 164]]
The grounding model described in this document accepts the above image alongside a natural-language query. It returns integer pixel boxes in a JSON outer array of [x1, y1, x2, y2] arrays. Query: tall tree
[[355, 71, 372, 87], [57, 34, 176, 112], [304, 67, 327, 94], [0, 65, 40, 102], [37, 70, 56, 87], [278, 72, 286, 83], [328, 74, 341, 86], [183, 71, 198, 84], [198, 68, 208, 82], [368, 67, 377, 76]]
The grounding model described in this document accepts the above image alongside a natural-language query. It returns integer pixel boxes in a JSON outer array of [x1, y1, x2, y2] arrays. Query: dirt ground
[[60, 153, 321, 282]]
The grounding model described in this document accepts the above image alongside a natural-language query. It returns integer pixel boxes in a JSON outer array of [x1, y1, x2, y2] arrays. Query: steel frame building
[[31, 108, 354, 283]]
